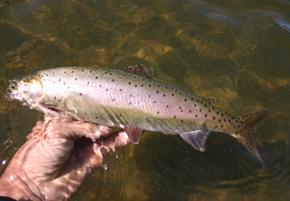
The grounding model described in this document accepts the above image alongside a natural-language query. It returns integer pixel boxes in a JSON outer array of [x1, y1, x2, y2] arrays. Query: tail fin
[[234, 110, 270, 164]]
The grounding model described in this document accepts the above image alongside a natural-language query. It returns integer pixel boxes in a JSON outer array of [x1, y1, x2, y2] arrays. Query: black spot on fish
[[135, 84, 137, 87], [129, 94, 133, 97], [109, 72, 112, 75], [208, 109, 211, 113], [195, 114, 198, 118], [149, 84, 151, 87], [205, 114, 207, 117], [95, 76, 98, 79], [89, 70, 92, 73], [184, 99, 187, 102], [141, 84, 144, 87], [81, 69, 84, 72], [157, 84, 160, 87], [59, 78, 61, 82], [221, 125, 223, 128], [194, 104, 197, 107], [148, 95, 151, 98], [129, 102, 132, 105], [181, 110, 184, 112], [129, 82, 131, 85], [166, 105, 169, 108], [218, 119, 221, 122], [79, 93, 82, 96], [173, 115, 176, 119], [112, 79, 115, 82], [191, 97, 194, 101], [189, 109, 192, 113], [106, 88, 109, 91], [217, 111, 220, 115], [156, 90, 159, 94], [75, 78, 77, 81], [199, 108, 202, 112], [213, 116, 216, 120], [153, 100, 156, 103], [95, 116, 98, 119], [112, 98, 115, 102], [71, 71, 74, 73], [157, 111, 160, 114], [54, 96, 56, 100], [119, 89, 122, 91], [163, 94, 166, 97], [171, 94, 174, 97]]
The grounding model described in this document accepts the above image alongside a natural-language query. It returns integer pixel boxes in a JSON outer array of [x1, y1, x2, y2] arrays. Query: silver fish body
[[7, 66, 269, 163]]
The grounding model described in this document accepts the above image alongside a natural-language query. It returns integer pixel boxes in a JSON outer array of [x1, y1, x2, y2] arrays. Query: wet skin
[[0, 116, 129, 201]]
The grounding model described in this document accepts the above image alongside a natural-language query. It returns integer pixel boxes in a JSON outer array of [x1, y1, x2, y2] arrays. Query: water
[[0, 0, 290, 200]]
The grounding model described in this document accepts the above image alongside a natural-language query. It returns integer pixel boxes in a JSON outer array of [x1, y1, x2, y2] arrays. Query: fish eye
[[9, 80, 17, 91]]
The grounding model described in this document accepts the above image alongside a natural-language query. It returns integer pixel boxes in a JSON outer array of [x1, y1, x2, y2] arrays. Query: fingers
[[96, 131, 130, 154], [44, 118, 114, 142], [26, 120, 44, 140]]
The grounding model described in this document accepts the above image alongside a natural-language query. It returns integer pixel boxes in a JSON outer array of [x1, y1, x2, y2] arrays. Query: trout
[[7, 66, 269, 162]]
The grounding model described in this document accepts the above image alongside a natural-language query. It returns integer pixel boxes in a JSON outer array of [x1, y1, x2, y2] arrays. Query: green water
[[0, 0, 290, 200]]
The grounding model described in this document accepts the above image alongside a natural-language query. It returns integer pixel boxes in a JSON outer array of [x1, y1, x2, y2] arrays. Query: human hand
[[0, 116, 130, 201]]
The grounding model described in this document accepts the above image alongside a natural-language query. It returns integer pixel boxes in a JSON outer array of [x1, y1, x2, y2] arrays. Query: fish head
[[7, 75, 43, 106]]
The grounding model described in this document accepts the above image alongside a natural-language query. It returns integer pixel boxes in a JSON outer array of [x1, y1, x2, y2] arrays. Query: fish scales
[[7, 66, 269, 164], [38, 67, 233, 134]]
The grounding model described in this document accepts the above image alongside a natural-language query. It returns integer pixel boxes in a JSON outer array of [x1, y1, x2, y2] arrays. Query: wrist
[[0, 175, 19, 200]]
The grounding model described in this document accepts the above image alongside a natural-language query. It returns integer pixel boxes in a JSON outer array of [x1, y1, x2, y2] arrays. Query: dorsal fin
[[125, 64, 153, 78]]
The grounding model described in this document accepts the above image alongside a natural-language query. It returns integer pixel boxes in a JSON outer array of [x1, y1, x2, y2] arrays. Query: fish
[[6, 66, 269, 163]]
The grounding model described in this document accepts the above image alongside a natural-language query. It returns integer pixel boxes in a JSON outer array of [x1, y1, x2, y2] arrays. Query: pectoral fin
[[125, 126, 143, 144], [179, 130, 210, 152]]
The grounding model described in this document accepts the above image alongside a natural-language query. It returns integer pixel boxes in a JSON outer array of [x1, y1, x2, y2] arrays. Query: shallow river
[[0, 0, 290, 200]]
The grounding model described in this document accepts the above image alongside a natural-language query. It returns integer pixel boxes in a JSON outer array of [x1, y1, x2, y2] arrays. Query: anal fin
[[179, 130, 210, 152], [125, 126, 143, 144]]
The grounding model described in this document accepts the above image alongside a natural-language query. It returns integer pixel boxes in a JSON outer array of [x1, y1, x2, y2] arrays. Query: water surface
[[0, 0, 290, 201]]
